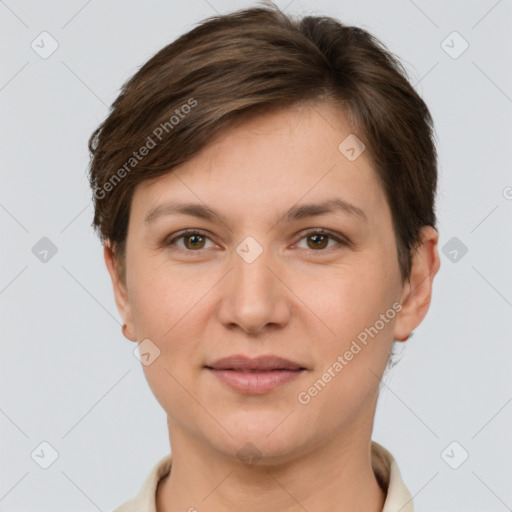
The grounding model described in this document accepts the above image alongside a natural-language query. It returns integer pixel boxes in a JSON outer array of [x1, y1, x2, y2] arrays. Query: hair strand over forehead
[[88, 0, 438, 286]]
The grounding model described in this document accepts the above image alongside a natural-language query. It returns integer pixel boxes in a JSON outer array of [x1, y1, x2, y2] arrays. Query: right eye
[[164, 230, 217, 252]]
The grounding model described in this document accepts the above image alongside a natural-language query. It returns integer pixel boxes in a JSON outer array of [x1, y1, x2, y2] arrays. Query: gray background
[[1, 0, 511, 511]]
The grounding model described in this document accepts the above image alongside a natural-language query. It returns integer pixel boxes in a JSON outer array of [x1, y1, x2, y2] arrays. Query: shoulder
[[111, 453, 173, 512], [371, 440, 414, 512]]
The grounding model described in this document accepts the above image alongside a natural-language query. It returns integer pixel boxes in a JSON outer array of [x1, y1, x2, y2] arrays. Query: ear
[[103, 241, 137, 341], [394, 226, 441, 342]]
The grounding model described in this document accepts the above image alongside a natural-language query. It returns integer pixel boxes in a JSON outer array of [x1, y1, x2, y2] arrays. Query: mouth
[[205, 355, 307, 394]]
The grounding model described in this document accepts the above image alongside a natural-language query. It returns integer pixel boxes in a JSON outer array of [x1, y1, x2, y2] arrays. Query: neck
[[156, 425, 386, 512]]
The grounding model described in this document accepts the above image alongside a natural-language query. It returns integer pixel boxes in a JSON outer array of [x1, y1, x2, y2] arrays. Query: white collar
[[113, 440, 414, 512]]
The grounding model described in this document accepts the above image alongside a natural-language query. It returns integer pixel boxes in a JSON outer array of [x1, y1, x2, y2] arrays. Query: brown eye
[[306, 233, 329, 250], [165, 230, 215, 251], [183, 233, 206, 250], [296, 229, 348, 252]]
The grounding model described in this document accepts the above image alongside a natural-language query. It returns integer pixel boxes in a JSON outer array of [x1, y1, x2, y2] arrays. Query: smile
[[204, 354, 307, 394]]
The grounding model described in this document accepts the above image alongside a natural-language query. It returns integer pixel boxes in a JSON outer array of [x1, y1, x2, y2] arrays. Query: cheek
[[141, 359, 209, 440], [299, 255, 399, 388], [295, 274, 397, 429], [128, 261, 202, 340], [128, 267, 207, 404], [133, 272, 205, 423], [303, 261, 394, 334]]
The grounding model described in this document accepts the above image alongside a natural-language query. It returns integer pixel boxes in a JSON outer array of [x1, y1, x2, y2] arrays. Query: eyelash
[[163, 228, 349, 254]]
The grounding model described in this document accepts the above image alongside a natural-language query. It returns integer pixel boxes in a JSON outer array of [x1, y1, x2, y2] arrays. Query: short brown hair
[[88, 1, 438, 285]]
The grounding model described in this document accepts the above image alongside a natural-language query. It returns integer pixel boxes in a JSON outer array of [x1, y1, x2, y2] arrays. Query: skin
[[104, 99, 440, 512]]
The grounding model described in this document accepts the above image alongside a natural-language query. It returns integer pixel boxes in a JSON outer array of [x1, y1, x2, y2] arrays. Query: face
[[106, 100, 438, 464]]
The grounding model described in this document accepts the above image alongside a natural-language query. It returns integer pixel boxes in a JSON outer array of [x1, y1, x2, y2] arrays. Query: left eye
[[164, 229, 347, 252], [295, 229, 347, 251]]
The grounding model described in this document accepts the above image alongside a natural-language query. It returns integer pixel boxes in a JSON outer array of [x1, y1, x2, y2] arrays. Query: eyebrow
[[144, 197, 367, 226]]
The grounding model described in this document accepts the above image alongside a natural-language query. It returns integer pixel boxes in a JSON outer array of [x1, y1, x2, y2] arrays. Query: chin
[[208, 411, 310, 464]]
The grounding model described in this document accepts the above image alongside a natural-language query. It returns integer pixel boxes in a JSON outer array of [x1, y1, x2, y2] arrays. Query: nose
[[216, 242, 291, 336]]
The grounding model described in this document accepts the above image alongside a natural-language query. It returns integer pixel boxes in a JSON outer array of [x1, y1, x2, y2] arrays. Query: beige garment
[[113, 440, 414, 512]]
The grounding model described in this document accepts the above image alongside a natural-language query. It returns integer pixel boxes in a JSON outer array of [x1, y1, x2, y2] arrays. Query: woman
[[89, 3, 440, 511]]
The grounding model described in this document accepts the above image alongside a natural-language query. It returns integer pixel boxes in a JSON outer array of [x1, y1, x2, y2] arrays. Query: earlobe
[[393, 226, 441, 342], [103, 241, 137, 341]]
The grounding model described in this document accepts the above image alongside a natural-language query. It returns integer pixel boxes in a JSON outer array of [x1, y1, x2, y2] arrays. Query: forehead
[[131, 100, 389, 230]]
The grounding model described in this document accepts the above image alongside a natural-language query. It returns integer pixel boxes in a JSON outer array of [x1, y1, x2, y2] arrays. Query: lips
[[205, 355, 307, 394], [205, 355, 306, 372]]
